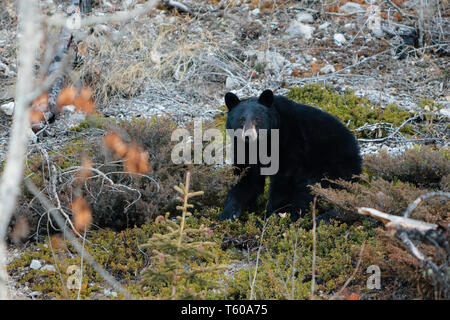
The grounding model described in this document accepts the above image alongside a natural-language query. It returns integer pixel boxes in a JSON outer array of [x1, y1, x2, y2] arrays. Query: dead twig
[[358, 192, 450, 298], [25, 180, 135, 300], [358, 207, 438, 233], [403, 192, 450, 219], [357, 115, 420, 143], [249, 218, 268, 300]]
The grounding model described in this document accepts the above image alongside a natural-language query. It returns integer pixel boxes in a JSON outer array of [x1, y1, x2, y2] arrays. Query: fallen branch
[[358, 207, 437, 233], [358, 192, 450, 298], [403, 192, 450, 219]]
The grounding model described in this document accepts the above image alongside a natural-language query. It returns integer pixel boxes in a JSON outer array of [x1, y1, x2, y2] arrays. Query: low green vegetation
[[9, 209, 377, 299], [10, 84, 447, 300]]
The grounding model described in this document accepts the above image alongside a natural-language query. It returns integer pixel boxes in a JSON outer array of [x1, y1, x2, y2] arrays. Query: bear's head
[[224, 90, 276, 143]]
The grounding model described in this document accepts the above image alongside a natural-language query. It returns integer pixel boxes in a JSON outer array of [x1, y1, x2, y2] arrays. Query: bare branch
[[25, 180, 134, 300], [403, 192, 450, 218], [358, 115, 420, 143], [385, 0, 416, 20], [358, 191, 449, 297], [0, 0, 42, 300], [330, 241, 366, 300]]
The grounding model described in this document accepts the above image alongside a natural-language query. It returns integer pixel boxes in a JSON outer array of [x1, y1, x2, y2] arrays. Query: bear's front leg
[[220, 166, 265, 221], [266, 174, 293, 219]]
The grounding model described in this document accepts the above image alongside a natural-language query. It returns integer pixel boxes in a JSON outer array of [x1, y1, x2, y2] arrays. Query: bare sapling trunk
[[0, 0, 41, 299]]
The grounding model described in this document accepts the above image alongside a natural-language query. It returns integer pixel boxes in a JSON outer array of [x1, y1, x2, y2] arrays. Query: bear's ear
[[225, 92, 240, 111], [258, 89, 274, 107]]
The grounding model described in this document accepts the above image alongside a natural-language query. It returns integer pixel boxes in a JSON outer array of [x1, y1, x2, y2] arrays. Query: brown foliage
[[71, 197, 93, 232], [312, 176, 449, 224], [103, 132, 151, 175], [30, 93, 49, 125], [361, 232, 442, 299], [77, 157, 93, 181], [103, 132, 128, 158], [57, 87, 95, 114], [364, 146, 450, 190], [124, 144, 151, 175], [82, 117, 235, 230]]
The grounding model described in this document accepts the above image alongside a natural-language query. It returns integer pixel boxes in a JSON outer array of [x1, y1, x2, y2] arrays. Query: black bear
[[219, 89, 362, 221]]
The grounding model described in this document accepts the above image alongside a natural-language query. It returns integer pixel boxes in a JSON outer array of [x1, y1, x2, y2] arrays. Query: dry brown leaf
[[103, 132, 128, 158], [124, 144, 150, 175], [73, 88, 95, 114], [57, 87, 95, 113], [77, 157, 93, 181], [72, 197, 92, 232], [30, 93, 49, 124], [11, 216, 29, 244]]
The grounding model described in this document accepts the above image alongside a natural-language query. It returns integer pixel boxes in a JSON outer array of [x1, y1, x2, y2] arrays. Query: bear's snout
[[242, 122, 258, 142]]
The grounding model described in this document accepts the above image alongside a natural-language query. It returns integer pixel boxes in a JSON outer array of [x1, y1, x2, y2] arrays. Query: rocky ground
[[0, 0, 448, 299]]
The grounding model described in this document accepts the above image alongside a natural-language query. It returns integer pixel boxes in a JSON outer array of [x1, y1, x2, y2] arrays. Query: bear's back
[[273, 95, 346, 130], [273, 95, 361, 177]]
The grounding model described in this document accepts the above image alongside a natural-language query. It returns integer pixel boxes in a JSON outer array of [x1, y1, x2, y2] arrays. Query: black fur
[[220, 90, 362, 221]]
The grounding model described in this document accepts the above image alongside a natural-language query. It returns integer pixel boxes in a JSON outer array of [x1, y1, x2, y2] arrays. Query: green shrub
[[286, 84, 412, 138]]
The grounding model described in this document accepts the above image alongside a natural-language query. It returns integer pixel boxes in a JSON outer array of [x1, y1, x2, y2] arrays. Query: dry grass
[[364, 146, 450, 189], [76, 14, 248, 106]]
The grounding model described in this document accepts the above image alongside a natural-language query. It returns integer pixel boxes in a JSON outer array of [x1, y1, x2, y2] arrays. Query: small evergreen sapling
[[140, 172, 226, 299]]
